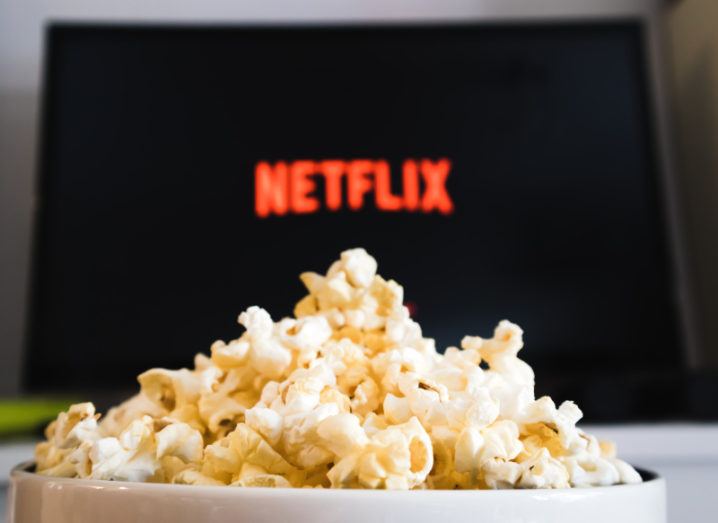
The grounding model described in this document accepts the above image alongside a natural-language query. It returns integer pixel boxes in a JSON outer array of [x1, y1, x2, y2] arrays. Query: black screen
[[28, 23, 682, 419]]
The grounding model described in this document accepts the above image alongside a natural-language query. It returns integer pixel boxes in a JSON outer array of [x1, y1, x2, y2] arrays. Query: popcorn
[[36, 248, 641, 490], [100, 394, 166, 437], [240, 307, 293, 380], [610, 458, 643, 485], [340, 248, 378, 288], [90, 416, 160, 482], [324, 417, 432, 489], [155, 421, 204, 463], [476, 420, 524, 488], [139, 369, 200, 411], [50, 403, 100, 450], [519, 397, 585, 452], [383, 394, 411, 424], [210, 339, 250, 369], [316, 413, 369, 457], [244, 406, 283, 447], [198, 367, 258, 435], [517, 448, 570, 489], [562, 454, 621, 487], [35, 403, 100, 478], [173, 468, 225, 486]]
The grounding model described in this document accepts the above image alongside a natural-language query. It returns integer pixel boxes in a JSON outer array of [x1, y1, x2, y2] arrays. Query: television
[[26, 19, 701, 420]]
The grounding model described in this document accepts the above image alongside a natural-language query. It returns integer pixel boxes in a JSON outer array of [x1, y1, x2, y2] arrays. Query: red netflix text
[[254, 158, 453, 218]]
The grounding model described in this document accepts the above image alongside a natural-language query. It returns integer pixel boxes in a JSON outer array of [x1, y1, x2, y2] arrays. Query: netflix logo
[[254, 158, 453, 218]]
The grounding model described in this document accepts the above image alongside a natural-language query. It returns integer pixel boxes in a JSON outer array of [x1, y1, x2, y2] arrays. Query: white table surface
[[2, 424, 717, 522]]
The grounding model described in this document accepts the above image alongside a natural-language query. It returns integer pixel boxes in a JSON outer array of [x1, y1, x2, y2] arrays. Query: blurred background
[[0, 0, 716, 521]]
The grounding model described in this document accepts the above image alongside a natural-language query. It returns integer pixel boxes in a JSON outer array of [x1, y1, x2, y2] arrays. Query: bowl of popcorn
[[8, 249, 666, 523]]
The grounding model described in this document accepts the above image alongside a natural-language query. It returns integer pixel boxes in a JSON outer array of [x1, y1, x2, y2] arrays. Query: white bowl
[[6, 462, 666, 523]]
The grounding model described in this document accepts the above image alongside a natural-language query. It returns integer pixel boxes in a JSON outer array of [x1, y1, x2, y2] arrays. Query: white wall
[[667, 0, 718, 368], [0, 0, 679, 396]]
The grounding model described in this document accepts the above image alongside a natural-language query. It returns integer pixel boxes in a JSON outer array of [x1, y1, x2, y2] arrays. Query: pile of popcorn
[[36, 248, 641, 489]]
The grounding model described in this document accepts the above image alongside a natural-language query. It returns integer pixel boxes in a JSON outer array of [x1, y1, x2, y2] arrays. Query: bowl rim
[[10, 461, 663, 496]]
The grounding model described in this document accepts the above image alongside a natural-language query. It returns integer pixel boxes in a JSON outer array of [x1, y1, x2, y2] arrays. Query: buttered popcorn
[[36, 248, 641, 489]]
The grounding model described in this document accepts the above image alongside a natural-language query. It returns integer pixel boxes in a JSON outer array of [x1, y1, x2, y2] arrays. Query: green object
[[0, 399, 75, 436]]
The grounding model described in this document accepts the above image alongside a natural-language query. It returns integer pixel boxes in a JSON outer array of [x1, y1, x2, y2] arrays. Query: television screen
[[28, 23, 682, 419]]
